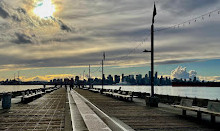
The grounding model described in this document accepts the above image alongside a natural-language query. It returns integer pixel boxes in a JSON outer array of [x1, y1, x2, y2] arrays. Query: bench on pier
[[35, 89, 45, 96], [82, 87, 89, 90], [112, 90, 122, 98], [113, 91, 133, 101], [46, 89, 52, 93], [54, 86, 60, 90], [21, 90, 44, 103], [103, 90, 133, 101], [44, 86, 59, 93], [172, 98, 220, 123], [45, 88, 53, 93], [89, 88, 100, 93], [103, 89, 114, 97], [21, 91, 34, 103], [200, 101, 220, 123], [70, 90, 111, 131]]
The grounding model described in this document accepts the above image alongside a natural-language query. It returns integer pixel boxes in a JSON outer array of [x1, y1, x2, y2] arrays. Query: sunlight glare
[[33, 0, 56, 18]]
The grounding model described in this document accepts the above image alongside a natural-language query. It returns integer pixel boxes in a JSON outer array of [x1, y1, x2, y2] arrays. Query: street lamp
[[101, 52, 105, 94], [143, 49, 151, 53], [83, 70, 85, 88], [144, 3, 159, 107]]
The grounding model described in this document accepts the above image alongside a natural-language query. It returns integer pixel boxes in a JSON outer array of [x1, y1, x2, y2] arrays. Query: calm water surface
[[1, 85, 219, 100], [94, 85, 220, 100], [0, 85, 48, 93]]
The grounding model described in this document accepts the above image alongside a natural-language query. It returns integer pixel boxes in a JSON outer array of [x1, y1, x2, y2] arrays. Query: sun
[[33, 0, 56, 18]]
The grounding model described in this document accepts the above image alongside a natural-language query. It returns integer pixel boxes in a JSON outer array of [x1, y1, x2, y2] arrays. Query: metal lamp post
[[144, 3, 159, 107], [101, 52, 105, 94], [83, 70, 85, 88]]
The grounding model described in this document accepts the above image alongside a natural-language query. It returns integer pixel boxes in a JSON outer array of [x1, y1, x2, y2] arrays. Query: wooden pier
[[75, 88, 220, 131], [1, 87, 219, 131], [0, 88, 68, 131]]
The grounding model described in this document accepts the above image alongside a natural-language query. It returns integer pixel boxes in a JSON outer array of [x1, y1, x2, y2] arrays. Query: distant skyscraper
[[144, 74, 149, 85], [103, 74, 106, 81], [149, 71, 151, 79], [107, 75, 113, 85], [136, 74, 142, 85], [193, 77, 197, 82], [122, 74, 124, 82], [114, 75, 120, 84], [145, 74, 148, 79], [154, 72, 158, 85]]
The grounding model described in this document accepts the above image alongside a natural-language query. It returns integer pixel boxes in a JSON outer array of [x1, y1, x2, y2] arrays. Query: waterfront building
[[114, 75, 120, 84], [136, 74, 142, 85], [107, 75, 113, 85]]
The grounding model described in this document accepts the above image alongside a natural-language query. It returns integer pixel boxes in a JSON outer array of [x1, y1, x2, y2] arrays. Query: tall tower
[[155, 72, 157, 79], [122, 74, 124, 82]]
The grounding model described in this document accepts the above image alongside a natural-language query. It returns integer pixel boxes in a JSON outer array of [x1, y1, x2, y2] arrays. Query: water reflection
[[94, 85, 220, 100], [0, 85, 47, 93]]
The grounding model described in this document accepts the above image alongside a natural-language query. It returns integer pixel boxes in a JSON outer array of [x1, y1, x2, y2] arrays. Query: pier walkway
[[1, 87, 219, 131], [75, 88, 220, 131], [0, 88, 68, 131]]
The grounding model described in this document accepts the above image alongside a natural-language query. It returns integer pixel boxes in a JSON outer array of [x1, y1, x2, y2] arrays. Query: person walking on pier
[[70, 83, 73, 90], [65, 84, 67, 90], [70, 79, 74, 90]]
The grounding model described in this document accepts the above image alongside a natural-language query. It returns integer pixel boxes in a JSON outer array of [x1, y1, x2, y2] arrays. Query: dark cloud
[[155, 45, 195, 53], [61, 0, 152, 20], [0, 2, 10, 18], [41, 36, 91, 43], [0, 2, 24, 22], [92, 28, 149, 43], [51, 18, 73, 32], [111, 28, 149, 38], [0, 47, 143, 69], [16, 8, 26, 14], [13, 33, 35, 44], [11, 15, 21, 22], [60, 22, 72, 32], [160, 0, 219, 15], [155, 59, 199, 65]]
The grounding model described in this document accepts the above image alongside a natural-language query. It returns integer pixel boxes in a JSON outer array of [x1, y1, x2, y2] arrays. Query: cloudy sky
[[0, 0, 220, 81]]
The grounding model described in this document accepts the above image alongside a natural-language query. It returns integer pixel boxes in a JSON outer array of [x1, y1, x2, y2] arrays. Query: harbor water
[[0, 85, 220, 100], [0, 85, 47, 93], [94, 85, 220, 100]]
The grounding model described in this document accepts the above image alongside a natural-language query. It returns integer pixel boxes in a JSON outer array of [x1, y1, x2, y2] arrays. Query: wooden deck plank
[[0, 88, 66, 131], [75, 88, 219, 131]]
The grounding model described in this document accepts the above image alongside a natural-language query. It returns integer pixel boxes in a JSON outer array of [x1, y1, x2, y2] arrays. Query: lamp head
[[143, 49, 151, 52]]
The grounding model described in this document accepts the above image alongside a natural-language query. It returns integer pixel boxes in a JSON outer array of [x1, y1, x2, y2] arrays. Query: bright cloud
[[21, 74, 75, 82], [198, 76, 220, 82], [171, 66, 198, 79]]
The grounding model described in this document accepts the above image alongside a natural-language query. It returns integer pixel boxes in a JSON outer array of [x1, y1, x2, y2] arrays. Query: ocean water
[[94, 85, 220, 100], [0, 85, 47, 93], [1, 85, 219, 100]]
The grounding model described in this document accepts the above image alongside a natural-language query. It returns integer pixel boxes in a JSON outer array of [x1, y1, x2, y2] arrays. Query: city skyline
[[0, 71, 174, 86], [0, 0, 220, 82], [0, 65, 216, 83]]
